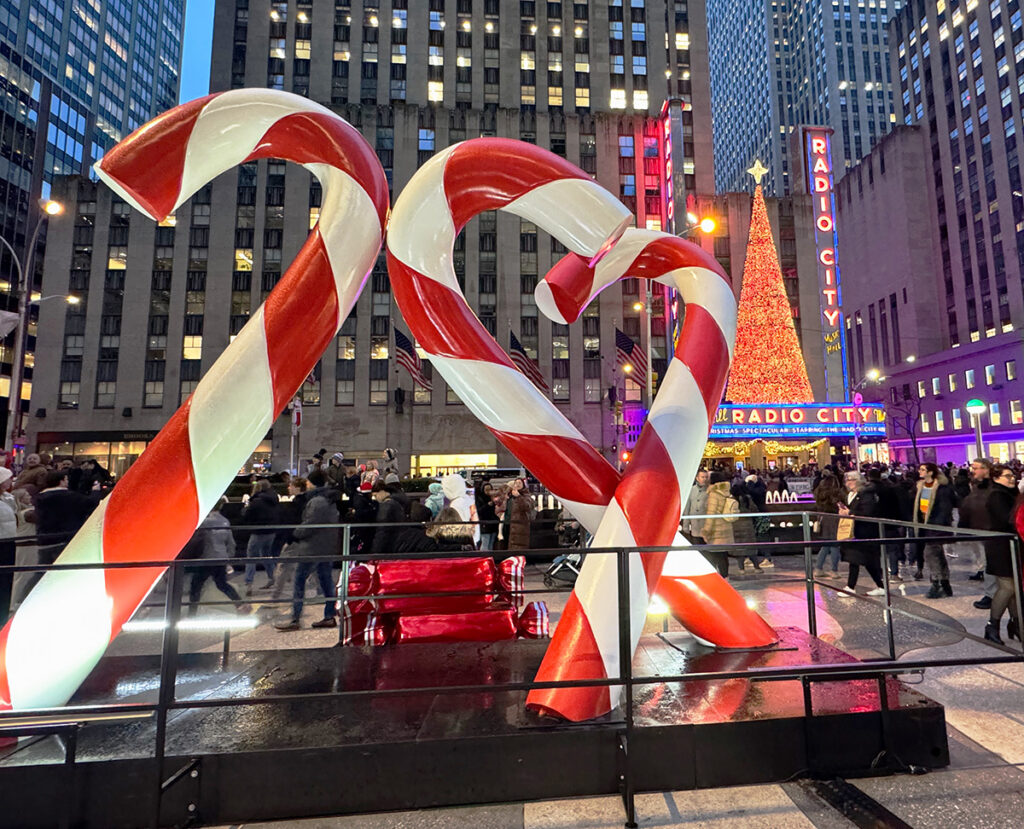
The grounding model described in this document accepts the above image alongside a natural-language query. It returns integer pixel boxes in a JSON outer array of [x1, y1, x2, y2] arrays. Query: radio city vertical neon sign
[[805, 127, 850, 399]]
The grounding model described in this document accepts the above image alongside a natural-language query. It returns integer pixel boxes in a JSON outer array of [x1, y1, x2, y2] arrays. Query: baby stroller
[[544, 517, 583, 586]]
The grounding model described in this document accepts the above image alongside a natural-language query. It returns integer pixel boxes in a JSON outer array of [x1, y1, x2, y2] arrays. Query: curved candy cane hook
[[0, 90, 389, 711], [387, 140, 776, 722]]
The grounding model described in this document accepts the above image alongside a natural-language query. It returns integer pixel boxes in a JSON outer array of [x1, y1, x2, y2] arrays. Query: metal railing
[[1, 511, 1022, 828]]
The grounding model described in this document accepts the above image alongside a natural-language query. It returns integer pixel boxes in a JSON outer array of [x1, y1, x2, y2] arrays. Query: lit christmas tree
[[725, 162, 814, 403]]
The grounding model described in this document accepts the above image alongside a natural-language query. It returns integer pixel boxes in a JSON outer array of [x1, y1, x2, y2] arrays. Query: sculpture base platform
[[0, 627, 947, 828]]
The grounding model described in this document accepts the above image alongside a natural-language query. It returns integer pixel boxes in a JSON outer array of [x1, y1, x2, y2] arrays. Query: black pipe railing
[[1, 511, 1022, 828]]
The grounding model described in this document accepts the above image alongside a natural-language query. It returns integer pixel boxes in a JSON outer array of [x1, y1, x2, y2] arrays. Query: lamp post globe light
[[0, 198, 64, 454], [966, 398, 987, 461], [850, 368, 881, 466]]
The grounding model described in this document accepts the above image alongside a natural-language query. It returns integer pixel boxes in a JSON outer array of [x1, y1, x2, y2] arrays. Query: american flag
[[615, 328, 648, 387], [394, 327, 432, 390], [509, 330, 550, 391]]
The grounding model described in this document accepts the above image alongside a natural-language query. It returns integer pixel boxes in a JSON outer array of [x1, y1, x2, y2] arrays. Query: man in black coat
[[867, 469, 904, 581], [958, 459, 997, 608]]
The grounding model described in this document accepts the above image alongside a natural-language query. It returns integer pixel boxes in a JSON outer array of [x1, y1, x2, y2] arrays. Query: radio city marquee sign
[[805, 127, 849, 400], [710, 404, 886, 439]]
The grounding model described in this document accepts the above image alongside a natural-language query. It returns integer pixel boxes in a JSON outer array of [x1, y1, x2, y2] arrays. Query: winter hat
[[332, 452, 344, 463], [0, 467, 12, 486], [744, 474, 758, 483], [384, 473, 400, 485]]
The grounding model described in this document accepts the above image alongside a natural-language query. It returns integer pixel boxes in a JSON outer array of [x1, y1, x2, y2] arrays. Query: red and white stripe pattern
[[388, 138, 633, 534], [527, 229, 777, 720], [0, 89, 388, 711], [386, 142, 777, 722]]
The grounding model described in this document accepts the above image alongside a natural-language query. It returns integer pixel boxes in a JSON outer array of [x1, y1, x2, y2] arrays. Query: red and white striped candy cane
[[387, 141, 776, 722], [527, 229, 777, 720], [0, 90, 388, 711]]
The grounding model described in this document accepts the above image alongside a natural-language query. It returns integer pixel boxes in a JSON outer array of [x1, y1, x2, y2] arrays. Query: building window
[[985, 364, 996, 385], [1011, 400, 1023, 425], [920, 413, 930, 433], [931, 377, 940, 395], [935, 410, 945, 432], [952, 408, 963, 430], [59, 382, 81, 409], [1007, 360, 1017, 381], [144, 381, 164, 408], [917, 380, 926, 398], [966, 369, 976, 389], [990, 402, 1002, 426], [369, 359, 388, 405], [948, 372, 958, 392], [182, 335, 202, 359]]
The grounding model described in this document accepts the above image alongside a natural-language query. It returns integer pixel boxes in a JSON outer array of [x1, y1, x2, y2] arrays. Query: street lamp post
[[850, 368, 880, 467], [0, 198, 64, 454], [966, 398, 987, 461]]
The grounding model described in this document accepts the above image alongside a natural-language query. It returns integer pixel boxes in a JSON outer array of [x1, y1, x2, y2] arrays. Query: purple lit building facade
[[881, 333, 1024, 465]]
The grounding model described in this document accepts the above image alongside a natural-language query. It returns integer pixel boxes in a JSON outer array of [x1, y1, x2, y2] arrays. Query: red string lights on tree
[[726, 166, 814, 404]]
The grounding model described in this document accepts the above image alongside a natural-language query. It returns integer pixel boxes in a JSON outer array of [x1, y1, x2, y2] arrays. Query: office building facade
[[0, 0, 185, 439], [31, 0, 724, 477], [707, 0, 902, 196]]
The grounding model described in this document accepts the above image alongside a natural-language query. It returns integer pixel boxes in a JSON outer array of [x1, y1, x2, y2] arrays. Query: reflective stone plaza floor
[[6, 547, 1024, 827]]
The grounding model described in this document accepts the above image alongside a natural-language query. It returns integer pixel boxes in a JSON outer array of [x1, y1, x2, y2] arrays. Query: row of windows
[[910, 359, 1017, 398], [919, 399, 1024, 432]]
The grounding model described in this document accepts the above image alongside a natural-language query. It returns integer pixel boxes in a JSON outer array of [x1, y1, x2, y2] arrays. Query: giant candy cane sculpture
[[0, 90, 389, 711], [387, 139, 776, 722]]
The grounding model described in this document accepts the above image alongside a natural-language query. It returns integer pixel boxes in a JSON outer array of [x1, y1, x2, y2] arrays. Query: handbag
[[836, 517, 854, 541]]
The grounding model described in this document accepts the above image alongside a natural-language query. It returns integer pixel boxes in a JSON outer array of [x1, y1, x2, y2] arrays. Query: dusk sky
[[179, 0, 215, 103]]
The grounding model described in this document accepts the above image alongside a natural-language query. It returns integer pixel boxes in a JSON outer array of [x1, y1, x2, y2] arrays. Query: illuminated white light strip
[[122, 616, 259, 633]]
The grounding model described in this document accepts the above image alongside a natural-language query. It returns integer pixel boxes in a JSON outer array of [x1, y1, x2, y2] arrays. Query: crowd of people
[[683, 458, 1024, 645], [5, 446, 1024, 647], [224, 453, 543, 631], [0, 453, 113, 627]]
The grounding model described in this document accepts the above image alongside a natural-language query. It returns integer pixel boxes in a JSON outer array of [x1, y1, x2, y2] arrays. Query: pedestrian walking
[[442, 473, 480, 547], [476, 482, 499, 551], [274, 470, 340, 631], [981, 465, 1020, 644], [959, 459, 998, 609], [682, 469, 710, 544], [912, 462, 958, 599], [813, 469, 843, 578], [424, 482, 445, 517], [698, 471, 739, 578], [836, 471, 886, 598], [242, 479, 280, 596], [185, 500, 249, 616], [505, 478, 535, 552]]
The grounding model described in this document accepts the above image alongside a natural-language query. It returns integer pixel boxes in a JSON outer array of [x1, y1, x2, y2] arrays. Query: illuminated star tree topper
[[725, 164, 815, 404]]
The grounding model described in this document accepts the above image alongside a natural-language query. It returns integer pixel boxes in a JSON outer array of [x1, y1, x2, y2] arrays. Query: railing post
[[1010, 535, 1024, 656], [880, 520, 896, 661], [802, 512, 817, 637], [152, 560, 184, 828], [616, 546, 637, 829], [337, 525, 351, 645]]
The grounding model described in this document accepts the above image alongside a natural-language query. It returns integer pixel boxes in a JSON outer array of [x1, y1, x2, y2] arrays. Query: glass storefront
[[411, 453, 497, 478], [38, 438, 273, 481]]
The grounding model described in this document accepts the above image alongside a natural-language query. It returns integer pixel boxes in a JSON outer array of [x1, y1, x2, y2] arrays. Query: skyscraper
[[30, 1, 719, 476], [707, 0, 902, 195], [0, 0, 186, 439]]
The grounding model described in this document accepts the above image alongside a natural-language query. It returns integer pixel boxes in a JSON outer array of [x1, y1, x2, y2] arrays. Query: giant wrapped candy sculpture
[[0, 91, 776, 718]]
